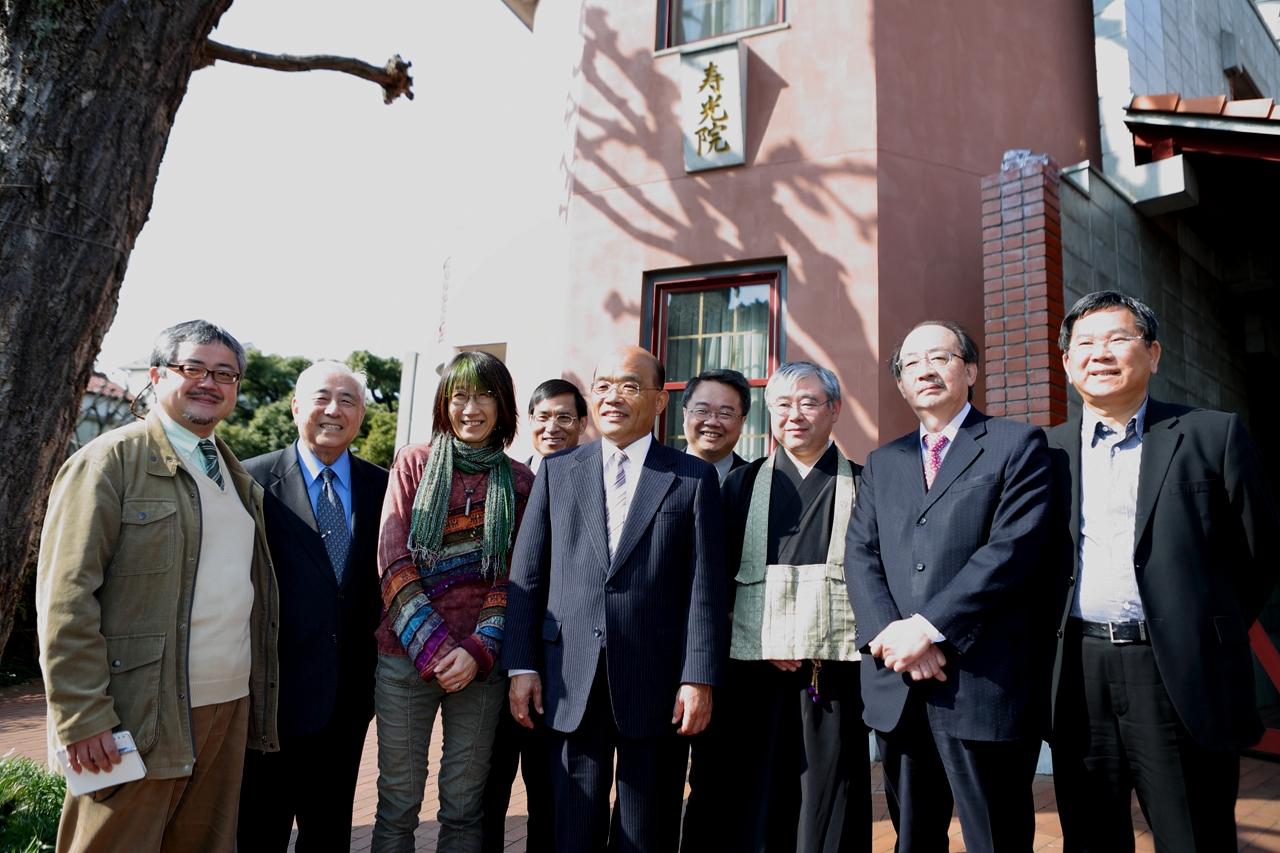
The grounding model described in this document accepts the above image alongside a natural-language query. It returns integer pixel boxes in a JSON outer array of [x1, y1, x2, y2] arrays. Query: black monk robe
[[682, 444, 871, 853]]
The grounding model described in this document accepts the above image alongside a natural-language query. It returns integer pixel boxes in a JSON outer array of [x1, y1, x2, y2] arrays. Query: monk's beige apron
[[729, 448, 860, 661]]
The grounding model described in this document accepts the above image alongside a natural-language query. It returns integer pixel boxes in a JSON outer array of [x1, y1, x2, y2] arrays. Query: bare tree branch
[[203, 40, 413, 104]]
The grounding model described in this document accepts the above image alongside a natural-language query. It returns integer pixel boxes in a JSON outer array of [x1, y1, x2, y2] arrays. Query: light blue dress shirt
[[154, 407, 222, 488], [1072, 398, 1148, 622], [295, 441, 354, 533]]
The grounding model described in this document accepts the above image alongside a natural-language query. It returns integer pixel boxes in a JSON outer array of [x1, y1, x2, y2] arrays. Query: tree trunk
[[0, 0, 234, 652]]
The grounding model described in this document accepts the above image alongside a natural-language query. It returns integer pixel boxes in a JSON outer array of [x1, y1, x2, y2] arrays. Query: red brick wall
[[981, 152, 1068, 427]]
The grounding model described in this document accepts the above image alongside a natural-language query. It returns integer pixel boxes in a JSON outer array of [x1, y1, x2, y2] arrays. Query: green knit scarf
[[408, 434, 515, 576]]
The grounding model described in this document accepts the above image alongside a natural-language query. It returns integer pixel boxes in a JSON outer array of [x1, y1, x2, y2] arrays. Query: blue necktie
[[316, 468, 350, 583]]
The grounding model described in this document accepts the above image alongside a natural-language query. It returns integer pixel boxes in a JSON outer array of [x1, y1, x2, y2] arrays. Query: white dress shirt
[[602, 432, 652, 511], [917, 402, 971, 469]]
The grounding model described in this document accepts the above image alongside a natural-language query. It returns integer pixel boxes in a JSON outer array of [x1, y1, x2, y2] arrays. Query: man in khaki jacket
[[37, 320, 280, 853]]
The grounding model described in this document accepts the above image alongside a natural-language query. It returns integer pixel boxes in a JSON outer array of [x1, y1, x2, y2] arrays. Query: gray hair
[[1058, 291, 1159, 351], [295, 360, 368, 401], [765, 361, 841, 405], [150, 320, 247, 375], [889, 319, 980, 381]]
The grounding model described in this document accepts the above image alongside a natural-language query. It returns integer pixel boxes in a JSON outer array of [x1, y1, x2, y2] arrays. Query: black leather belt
[[1079, 619, 1149, 644]]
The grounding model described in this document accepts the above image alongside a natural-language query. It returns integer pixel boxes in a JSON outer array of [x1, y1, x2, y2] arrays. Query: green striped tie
[[198, 439, 225, 489]]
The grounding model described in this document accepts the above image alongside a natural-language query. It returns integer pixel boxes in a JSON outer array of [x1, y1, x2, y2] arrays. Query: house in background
[[71, 373, 135, 457]]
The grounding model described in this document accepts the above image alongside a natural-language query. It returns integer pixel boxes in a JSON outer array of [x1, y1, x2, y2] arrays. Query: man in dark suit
[[1048, 291, 1280, 851], [505, 346, 726, 853], [845, 320, 1053, 852], [680, 368, 753, 481], [237, 361, 390, 853]]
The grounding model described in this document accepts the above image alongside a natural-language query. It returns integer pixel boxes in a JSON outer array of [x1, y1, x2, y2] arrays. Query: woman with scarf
[[370, 351, 535, 852]]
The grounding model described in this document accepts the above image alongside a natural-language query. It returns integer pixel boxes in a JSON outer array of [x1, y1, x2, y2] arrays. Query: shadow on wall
[[571, 7, 881, 455]]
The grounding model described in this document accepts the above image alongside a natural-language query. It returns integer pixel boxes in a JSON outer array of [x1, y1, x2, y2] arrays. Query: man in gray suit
[[504, 346, 726, 853]]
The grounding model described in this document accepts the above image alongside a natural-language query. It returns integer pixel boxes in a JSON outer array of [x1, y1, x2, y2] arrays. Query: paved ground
[[6, 679, 1280, 851]]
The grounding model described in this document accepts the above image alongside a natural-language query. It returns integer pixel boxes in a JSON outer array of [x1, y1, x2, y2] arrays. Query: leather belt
[[1078, 619, 1149, 644]]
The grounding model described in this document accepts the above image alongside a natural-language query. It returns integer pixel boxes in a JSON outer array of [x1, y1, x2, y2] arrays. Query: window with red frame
[[651, 271, 780, 460], [659, 0, 782, 49]]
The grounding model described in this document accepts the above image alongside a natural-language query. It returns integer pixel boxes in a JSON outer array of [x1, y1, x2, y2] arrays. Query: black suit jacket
[[244, 443, 389, 737], [845, 408, 1054, 741], [1047, 398, 1280, 751], [504, 438, 727, 739]]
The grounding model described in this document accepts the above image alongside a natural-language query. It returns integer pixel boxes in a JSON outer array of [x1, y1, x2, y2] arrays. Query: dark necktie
[[197, 439, 224, 489], [316, 468, 350, 583]]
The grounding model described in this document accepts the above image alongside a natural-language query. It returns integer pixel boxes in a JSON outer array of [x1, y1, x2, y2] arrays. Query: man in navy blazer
[[236, 362, 389, 852], [1048, 291, 1280, 850], [504, 346, 726, 853], [845, 320, 1053, 852]]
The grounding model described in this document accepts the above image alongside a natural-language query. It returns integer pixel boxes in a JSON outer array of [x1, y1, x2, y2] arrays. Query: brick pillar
[[981, 150, 1067, 427]]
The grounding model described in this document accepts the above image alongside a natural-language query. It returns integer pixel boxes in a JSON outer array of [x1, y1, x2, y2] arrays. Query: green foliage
[[346, 351, 402, 411], [352, 403, 398, 468], [0, 755, 66, 852], [229, 349, 312, 426]]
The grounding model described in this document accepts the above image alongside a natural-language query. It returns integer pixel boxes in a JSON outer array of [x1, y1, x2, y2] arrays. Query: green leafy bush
[[0, 753, 64, 852]]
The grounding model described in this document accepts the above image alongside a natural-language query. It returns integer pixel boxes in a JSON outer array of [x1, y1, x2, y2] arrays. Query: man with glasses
[[236, 362, 389, 852], [691, 361, 870, 853], [1047, 292, 1279, 851], [480, 378, 588, 853], [524, 378, 589, 473], [505, 346, 726, 853], [845, 320, 1053, 851], [680, 368, 752, 482], [37, 320, 280, 853]]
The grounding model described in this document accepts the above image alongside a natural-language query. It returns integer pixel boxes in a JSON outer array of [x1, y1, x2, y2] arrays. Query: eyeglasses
[[685, 407, 743, 423], [1068, 334, 1144, 354], [591, 381, 660, 399], [166, 363, 241, 385], [450, 391, 497, 408], [532, 413, 579, 427], [769, 398, 831, 416], [897, 351, 963, 376]]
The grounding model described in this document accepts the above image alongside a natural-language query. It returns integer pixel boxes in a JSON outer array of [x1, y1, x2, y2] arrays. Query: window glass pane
[[667, 291, 701, 338], [665, 405, 688, 450], [667, 337, 699, 385], [672, 0, 778, 46], [702, 288, 731, 335], [736, 387, 769, 461]]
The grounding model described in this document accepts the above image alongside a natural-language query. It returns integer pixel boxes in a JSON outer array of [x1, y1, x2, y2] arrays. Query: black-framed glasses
[[897, 351, 963, 376], [685, 407, 743, 423], [166, 363, 241, 385], [591, 381, 660, 399], [532, 413, 579, 427]]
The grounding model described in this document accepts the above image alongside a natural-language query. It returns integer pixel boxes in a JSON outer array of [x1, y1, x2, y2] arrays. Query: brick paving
[[6, 679, 1280, 851]]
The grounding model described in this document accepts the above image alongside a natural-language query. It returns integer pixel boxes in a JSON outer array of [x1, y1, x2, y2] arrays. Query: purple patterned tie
[[605, 449, 628, 558], [923, 433, 949, 490]]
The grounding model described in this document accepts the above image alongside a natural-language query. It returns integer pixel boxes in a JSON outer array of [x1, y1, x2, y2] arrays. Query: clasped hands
[[868, 614, 948, 682], [508, 673, 712, 735]]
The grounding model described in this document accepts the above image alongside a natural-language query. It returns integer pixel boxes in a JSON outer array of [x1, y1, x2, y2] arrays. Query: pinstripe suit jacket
[[503, 439, 727, 739], [845, 408, 1055, 741]]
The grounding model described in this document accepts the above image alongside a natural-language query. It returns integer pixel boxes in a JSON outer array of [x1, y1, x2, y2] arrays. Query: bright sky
[[96, 0, 558, 376]]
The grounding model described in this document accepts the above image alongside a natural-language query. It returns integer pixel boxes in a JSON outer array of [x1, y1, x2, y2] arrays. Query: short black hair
[[150, 320, 247, 375], [683, 369, 751, 415], [432, 351, 519, 449], [528, 379, 587, 418], [889, 319, 980, 402], [1058, 291, 1159, 351]]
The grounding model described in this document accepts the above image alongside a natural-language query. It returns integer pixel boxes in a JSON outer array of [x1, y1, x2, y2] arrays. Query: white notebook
[[55, 731, 147, 796]]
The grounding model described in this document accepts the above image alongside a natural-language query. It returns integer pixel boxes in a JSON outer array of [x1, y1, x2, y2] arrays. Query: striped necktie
[[604, 448, 628, 558], [197, 439, 224, 489]]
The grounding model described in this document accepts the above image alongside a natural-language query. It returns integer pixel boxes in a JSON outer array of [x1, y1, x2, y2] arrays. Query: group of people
[[34, 288, 1278, 853]]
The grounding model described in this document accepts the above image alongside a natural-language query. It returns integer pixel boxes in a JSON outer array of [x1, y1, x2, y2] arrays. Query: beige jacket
[[37, 413, 280, 778]]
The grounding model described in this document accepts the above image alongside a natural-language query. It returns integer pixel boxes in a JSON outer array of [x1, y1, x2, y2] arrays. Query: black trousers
[[549, 653, 687, 853], [1051, 622, 1240, 853], [684, 659, 870, 853], [236, 700, 372, 853], [876, 690, 1040, 853], [480, 700, 556, 853]]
